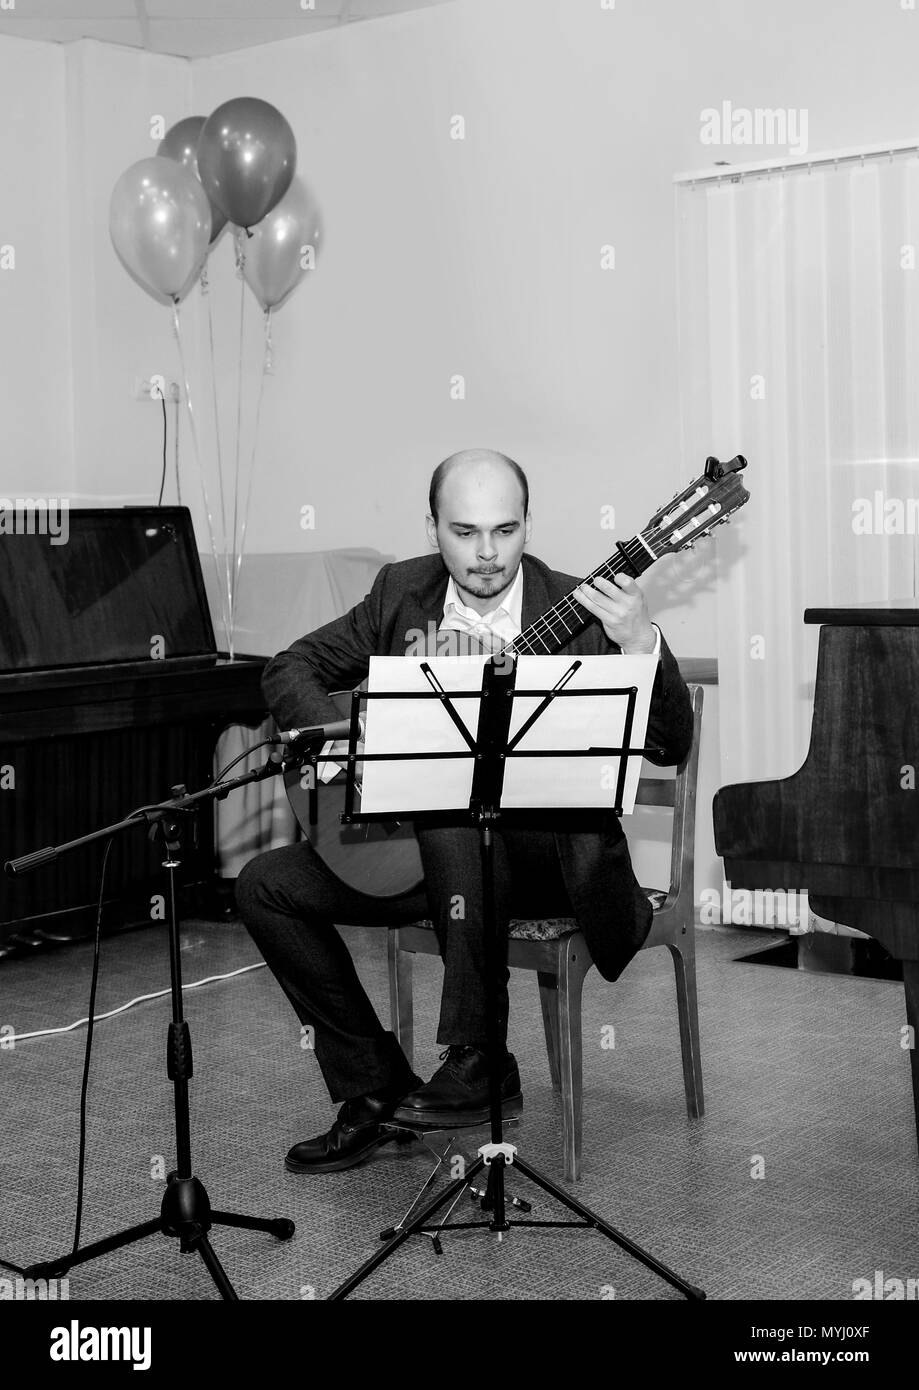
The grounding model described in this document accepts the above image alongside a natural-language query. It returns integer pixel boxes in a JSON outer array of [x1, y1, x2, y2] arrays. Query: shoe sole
[[391, 1092, 523, 1129], [284, 1128, 416, 1174]]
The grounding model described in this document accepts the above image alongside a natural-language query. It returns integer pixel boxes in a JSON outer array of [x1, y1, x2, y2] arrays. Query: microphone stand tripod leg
[[189, 1231, 239, 1301]]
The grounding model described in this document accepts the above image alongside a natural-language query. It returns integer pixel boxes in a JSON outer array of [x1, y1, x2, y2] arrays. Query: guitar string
[[510, 526, 666, 656], [483, 471, 735, 657], [525, 477, 735, 648]]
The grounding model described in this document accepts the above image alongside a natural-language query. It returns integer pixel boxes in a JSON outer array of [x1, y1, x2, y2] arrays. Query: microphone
[[270, 719, 353, 747]]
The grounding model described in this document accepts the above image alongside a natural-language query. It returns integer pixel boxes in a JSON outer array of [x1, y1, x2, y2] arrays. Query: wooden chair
[[387, 683, 705, 1181]]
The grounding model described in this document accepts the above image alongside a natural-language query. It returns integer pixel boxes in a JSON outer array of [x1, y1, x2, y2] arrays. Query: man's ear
[[425, 513, 438, 548], [524, 511, 533, 544]]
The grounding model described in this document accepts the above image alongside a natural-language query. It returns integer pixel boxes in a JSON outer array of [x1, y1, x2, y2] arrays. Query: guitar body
[[283, 687, 426, 897], [282, 454, 749, 899]]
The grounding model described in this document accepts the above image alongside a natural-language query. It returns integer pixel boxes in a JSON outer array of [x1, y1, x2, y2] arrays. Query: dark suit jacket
[[263, 551, 694, 981]]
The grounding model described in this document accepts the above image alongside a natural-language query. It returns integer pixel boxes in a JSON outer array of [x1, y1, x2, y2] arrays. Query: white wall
[[193, 0, 712, 641], [0, 39, 73, 495], [0, 38, 193, 504], [63, 41, 193, 506]]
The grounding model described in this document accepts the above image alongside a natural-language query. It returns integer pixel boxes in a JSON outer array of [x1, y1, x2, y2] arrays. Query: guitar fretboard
[[508, 528, 661, 656]]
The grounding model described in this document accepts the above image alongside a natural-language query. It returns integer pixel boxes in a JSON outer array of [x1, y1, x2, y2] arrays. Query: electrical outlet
[[132, 376, 180, 401]]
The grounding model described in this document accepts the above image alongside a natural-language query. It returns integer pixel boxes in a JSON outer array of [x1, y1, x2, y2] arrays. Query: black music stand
[[5, 756, 298, 1300], [328, 652, 705, 1301]]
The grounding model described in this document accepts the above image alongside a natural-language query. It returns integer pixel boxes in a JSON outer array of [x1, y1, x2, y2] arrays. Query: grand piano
[[0, 507, 267, 955], [714, 602, 919, 1150]]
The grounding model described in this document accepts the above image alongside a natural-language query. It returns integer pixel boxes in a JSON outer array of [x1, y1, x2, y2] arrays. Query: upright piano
[[0, 507, 267, 955], [713, 603, 919, 1150]]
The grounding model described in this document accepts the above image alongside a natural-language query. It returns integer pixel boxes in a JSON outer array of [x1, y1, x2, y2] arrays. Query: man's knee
[[235, 845, 306, 921], [234, 851, 274, 923], [235, 842, 329, 928]]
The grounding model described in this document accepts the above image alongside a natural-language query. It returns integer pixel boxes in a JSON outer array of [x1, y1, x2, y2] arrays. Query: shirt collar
[[443, 564, 524, 631]]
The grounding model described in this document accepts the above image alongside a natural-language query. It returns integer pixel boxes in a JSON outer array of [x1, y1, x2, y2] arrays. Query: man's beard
[[455, 562, 518, 604]]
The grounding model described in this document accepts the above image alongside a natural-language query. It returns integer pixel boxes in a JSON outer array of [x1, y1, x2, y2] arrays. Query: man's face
[[426, 461, 532, 615]]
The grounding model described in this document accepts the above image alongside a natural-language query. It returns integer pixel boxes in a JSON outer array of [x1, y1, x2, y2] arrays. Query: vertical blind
[[676, 149, 919, 787]]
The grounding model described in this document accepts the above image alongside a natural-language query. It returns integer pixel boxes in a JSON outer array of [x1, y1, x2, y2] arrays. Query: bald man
[[235, 449, 693, 1173]]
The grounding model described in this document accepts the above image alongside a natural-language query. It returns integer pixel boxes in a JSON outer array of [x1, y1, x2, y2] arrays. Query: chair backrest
[[634, 683, 704, 918]]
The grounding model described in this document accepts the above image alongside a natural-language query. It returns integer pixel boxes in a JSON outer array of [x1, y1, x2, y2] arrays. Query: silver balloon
[[241, 177, 321, 311], [109, 156, 211, 305]]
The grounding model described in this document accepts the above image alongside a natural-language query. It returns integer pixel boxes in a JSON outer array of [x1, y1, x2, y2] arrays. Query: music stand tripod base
[[328, 1142, 705, 1299]]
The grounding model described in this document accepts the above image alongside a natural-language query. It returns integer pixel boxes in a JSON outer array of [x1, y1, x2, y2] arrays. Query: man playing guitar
[[235, 447, 695, 1172]]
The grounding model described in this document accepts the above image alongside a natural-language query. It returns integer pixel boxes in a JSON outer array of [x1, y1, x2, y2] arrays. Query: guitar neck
[[511, 530, 658, 656]]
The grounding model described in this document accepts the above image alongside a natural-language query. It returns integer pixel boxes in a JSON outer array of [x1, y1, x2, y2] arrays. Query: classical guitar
[[284, 454, 749, 897]]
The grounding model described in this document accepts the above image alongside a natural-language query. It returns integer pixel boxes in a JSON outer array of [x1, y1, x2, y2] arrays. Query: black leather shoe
[[392, 1047, 522, 1128], [285, 1080, 421, 1173]]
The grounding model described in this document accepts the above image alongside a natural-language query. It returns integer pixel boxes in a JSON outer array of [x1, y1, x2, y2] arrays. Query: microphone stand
[[5, 749, 304, 1300]]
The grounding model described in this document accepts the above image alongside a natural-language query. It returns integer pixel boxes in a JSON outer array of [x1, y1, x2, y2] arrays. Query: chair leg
[[902, 962, 919, 1160], [667, 939, 704, 1118], [557, 938, 590, 1183], [387, 930, 415, 1073], [537, 970, 562, 1093]]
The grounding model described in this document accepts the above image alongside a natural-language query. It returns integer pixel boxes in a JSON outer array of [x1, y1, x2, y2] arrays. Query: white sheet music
[[357, 654, 657, 814]]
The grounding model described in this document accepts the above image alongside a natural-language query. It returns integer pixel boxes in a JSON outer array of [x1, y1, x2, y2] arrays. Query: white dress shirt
[[439, 567, 525, 650]]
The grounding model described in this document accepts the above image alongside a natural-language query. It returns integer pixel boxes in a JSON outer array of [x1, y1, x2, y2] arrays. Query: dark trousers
[[234, 824, 573, 1103]]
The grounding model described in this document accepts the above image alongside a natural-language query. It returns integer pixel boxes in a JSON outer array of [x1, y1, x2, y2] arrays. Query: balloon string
[[173, 393, 181, 505], [230, 230, 247, 633], [171, 302, 232, 657], [234, 306, 272, 617], [201, 261, 233, 653]]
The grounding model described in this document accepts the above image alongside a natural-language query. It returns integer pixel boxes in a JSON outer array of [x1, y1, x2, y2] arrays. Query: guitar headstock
[[646, 454, 749, 556]]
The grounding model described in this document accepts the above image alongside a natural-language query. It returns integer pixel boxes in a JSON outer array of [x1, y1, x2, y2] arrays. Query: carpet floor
[[0, 918, 916, 1301]]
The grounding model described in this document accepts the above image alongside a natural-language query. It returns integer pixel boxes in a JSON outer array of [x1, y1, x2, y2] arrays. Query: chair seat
[[408, 887, 669, 943]]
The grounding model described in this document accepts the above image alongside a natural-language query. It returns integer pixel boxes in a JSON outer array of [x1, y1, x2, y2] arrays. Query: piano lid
[[805, 600, 919, 626], [0, 506, 218, 673]]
